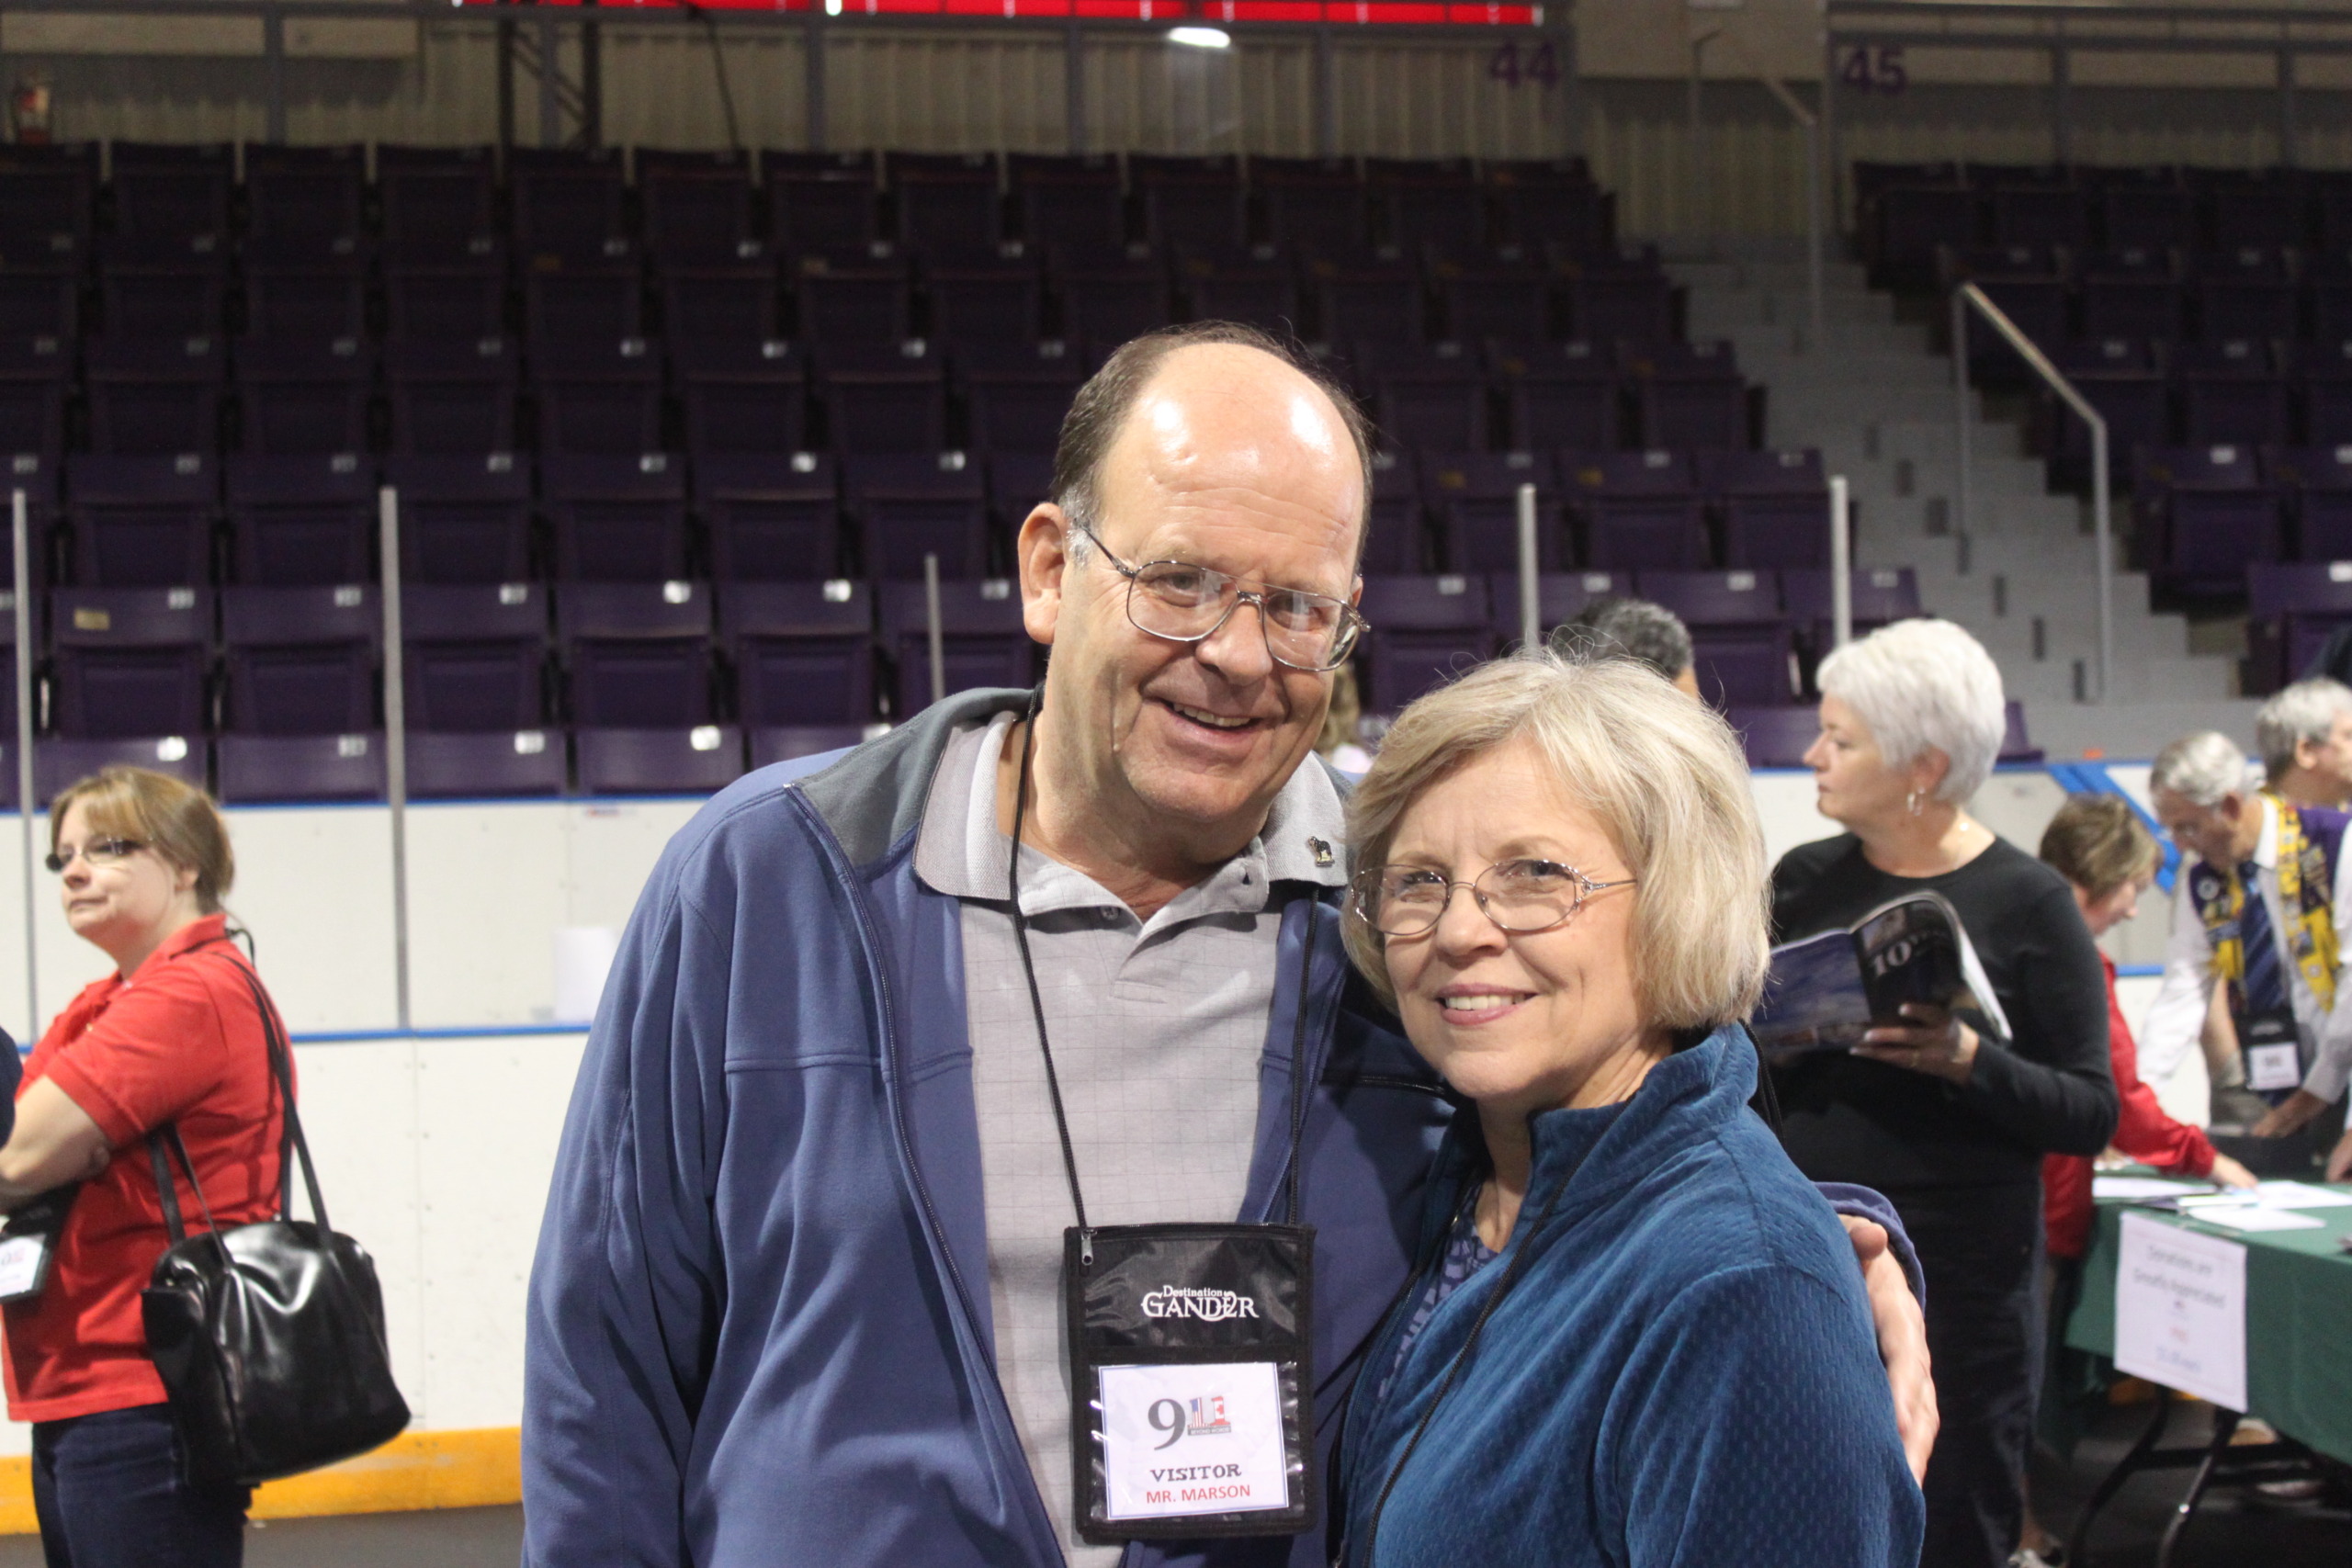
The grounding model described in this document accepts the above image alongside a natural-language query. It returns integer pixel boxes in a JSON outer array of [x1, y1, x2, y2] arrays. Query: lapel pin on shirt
[[1308, 838, 1334, 868]]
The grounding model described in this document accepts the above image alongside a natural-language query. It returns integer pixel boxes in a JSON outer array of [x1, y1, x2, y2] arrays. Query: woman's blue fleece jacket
[[1338, 1029, 1925, 1568], [520, 689, 1917, 1568]]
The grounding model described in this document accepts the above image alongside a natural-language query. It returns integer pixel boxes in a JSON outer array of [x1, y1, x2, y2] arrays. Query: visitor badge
[[0, 1232, 45, 1301], [1098, 1359, 1290, 1520], [2246, 1042, 2302, 1093]]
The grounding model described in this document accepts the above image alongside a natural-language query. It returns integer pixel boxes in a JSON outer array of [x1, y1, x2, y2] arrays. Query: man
[[2143, 729, 2352, 1180], [522, 323, 1933, 1568], [1558, 594, 1702, 699], [2255, 677, 2352, 810]]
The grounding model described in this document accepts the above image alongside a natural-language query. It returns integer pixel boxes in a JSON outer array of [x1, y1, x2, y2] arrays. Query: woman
[[1335, 652, 1920, 1568], [1771, 619, 2117, 1568], [0, 767, 288, 1568]]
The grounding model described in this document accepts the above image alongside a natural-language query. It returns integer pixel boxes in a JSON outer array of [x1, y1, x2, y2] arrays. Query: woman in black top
[[1772, 618, 2116, 1568]]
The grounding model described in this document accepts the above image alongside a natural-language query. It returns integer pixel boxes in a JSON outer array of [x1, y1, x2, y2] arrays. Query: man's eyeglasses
[[1071, 520, 1365, 673], [46, 838, 143, 874], [1351, 859, 1635, 938]]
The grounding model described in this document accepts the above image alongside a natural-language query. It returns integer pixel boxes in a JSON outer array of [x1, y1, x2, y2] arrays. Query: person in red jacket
[[2015, 795, 2256, 1566]]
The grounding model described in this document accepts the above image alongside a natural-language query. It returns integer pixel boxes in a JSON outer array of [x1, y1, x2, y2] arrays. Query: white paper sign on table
[[2252, 1179, 2352, 1210], [2115, 1212, 2247, 1411], [2195, 1207, 2325, 1233], [1097, 1360, 1289, 1520], [2093, 1176, 2212, 1200]]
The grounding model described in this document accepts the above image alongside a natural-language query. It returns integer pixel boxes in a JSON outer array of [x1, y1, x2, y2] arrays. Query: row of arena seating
[[9, 444, 1831, 591], [0, 143, 1615, 265], [1860, 162, 2352, 288], [0, 329, 1751, 463]]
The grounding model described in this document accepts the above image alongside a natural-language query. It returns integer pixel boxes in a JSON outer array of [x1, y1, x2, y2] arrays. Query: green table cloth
[[2067, 1190, 2352, 1464]]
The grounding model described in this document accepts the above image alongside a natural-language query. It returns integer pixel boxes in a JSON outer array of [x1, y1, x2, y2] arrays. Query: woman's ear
[[1912, 747, 1954, 802]]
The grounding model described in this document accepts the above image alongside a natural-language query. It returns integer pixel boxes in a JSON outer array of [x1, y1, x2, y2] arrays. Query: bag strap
[[224, 957, 331, 1235], [146, 1125, 228, 1266]]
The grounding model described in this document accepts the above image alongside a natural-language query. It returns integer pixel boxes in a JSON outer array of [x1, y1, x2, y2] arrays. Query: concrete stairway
[[1668, 239, 2258, 760]]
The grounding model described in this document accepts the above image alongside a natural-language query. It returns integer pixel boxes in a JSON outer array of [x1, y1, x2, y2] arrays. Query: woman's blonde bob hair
[[1341, 651, 1771, 1032], [49, 766, 234, 914]]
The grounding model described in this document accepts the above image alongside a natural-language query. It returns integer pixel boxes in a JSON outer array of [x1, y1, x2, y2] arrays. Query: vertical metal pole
[[1066, 23, 1086, 156], [1829, 475, 1853, 650], [1688, 34, 1707, 252], [378, 487, 411, 1033], [539, 12, 562, 151], [2052, 45, 2071, 167], [11, 491, 33, 1048], [805, 6, 828, 152], [581, 6, 604, 152], [1555, 10, 1582, 162], [1821, 28, 1841, 239], [1515, 483, 1541, 652], [2280, 47, 2298, 170], [1804, 117, 1825, 350], [924, 553, 946, 708], [2092, 421, 2112, 705], [263, 3, 288, 146], [1952, 288, 1973, 551], [497, 17, 517, 159], [1314, 27, 1336, 161]]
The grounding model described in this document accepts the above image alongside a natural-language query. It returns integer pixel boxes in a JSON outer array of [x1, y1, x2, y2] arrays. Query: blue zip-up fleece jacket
[[523, 689, 1917, 1568], [1337, 1029, 1925, 1568]]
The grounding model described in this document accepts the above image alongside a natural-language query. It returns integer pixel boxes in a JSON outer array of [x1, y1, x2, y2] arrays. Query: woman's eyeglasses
[[1351, 859, 1634, 938], [46, 838, 143, 874]]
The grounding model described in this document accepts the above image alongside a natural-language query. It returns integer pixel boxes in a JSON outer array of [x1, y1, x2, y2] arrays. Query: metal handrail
[[1951, 281, 2111, 705]]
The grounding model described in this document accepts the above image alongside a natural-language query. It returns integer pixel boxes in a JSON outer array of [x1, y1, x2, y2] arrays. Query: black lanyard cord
[[1283, 899, 1320, 1229], [1007, 692, 1093, 1258]]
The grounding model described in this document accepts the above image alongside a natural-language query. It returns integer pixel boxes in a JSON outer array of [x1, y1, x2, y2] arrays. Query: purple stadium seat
[[378, 149, 499, 258], [533, 336, 665, 457], [794, 246, 912, 347], [243, 145, 365, 252], [543, 452, 689, 581], [49, 584, 213, 739], [821, 338, 948, 456], [1493, 570, 1634, 640], [987, 450, 1054, 537], [559, 579, 715, 726], [2134, 444, 2279, 596], [220, 583, 377, 736], [2191, 247, 2298, 342], [2045, 339, 2167, 487], [1380, 177, 1487, 259], [2299, 338, 2352, 445], [525, 265, 645, 344], [769, 169, 882, 255], [33, 736, 206, 804], [575, 725, 744, 795], [894, 160, 1003, 254], [1495, 182, 1612, 257], [2202, 171, 2308, 251], [1182, 252, 1305, 337], [1261, 173, 1370, 255], [242, 263, 367, 344], [383, 252, 509, 342], [0, 266, 75, 339], [1354, 574, 1493, 713], [2267, 445, 2352, 560], [749, 726, 870, 769], [401, 581, 548, 731], [0, 336, 70, 460], [1363, 450, 1427, 575], [1564, 450, 1706, 571], [225, 452, 373, 586], [1724, 705, 1822, 769], [1624, 339, 1748, 451], [0, 165, 91, 254], [1779, 566, 1922, 656], [926, 254, 1046, 344], [1012, 157, 1125, 251], [676, 336, 807, 456], [699, 452, 842, 581], [1704, 448, 1830, 570], [1051, 243, 1171, 344], [662, 264, 782, 343], [382, 452, 533, 585], [84, 335, 224, 456], [1307, 257, 1424, 348], [1432, 254, 1550, 344], [878, 576, 1034, 716], [236, 337, 373, 457], [1949, 246, 2069, 378], [2176, 339, 2290, 448], [848, 450, 989, 580], [1139, 172, 1246, 254], [64, 453, 217, 588], [2079, 249, 2184, 342], [638, 151, 759, 265], [216, 732, 384, 803], [511, 148, 630, 264], [406, 728, 568, 798], [111, 144, 230, 243], [1987, 183, 2086, 251], [97, 235, 228, 338], [2308, 254, 2352, 346], [1490, 339, 1617, 452], [1373, 341, 1490, 451], [2249, 561, 2352, 690], [1634, 569, 1794, 706], [959, 339, 1083, 453], [724, 579, 876, 727], [2095, 169, 2196, 251], [1866, 183, 1979, 288], [1557, 249, 1674, 344], [386, 337, 520, 455], [1419, 451, 1559, 572]]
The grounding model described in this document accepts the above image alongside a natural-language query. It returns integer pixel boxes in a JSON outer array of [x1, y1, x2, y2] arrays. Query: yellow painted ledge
[[0, 1426, 520, 1534]]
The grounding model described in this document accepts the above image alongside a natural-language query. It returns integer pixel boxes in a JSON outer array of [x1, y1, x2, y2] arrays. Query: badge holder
[[0, 1181, 78, 1304], [2240, 1009, 2303, 1096], [1005, 692, 1322, 1545]]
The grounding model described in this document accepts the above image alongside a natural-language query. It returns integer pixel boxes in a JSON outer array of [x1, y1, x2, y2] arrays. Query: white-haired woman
[[1775, 618, 2115, 1568], [1335, 653, 1921, 1568]]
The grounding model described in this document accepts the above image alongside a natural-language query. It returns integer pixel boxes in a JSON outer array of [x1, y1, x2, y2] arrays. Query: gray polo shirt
[[913, 711, 1351, 1566]]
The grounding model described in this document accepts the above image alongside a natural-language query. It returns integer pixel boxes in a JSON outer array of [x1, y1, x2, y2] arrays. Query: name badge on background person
[[1066, 1223, 1317, 1543], [2241, 1010, 2303, 1094], [0, 1183, 78, 1304]]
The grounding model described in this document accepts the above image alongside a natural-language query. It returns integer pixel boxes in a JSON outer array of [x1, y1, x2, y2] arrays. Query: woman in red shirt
[[0, 766, 288, 1568]]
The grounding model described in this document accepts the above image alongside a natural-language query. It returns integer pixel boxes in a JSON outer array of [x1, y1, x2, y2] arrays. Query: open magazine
[[1749, 890, 2013, 1061]]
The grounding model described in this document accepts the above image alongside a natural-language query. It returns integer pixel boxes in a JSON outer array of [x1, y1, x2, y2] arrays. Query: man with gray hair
[[2143, 729, 2352, 1179], [2255, 677, 2352, 809]]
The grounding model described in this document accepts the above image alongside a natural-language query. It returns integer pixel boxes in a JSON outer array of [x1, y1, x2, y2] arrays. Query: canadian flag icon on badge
[[1187, 1394, 1233, 1437]]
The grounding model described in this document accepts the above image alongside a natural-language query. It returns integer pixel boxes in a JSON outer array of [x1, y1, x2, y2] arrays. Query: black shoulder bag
[[141, 960, 410, 1489]]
